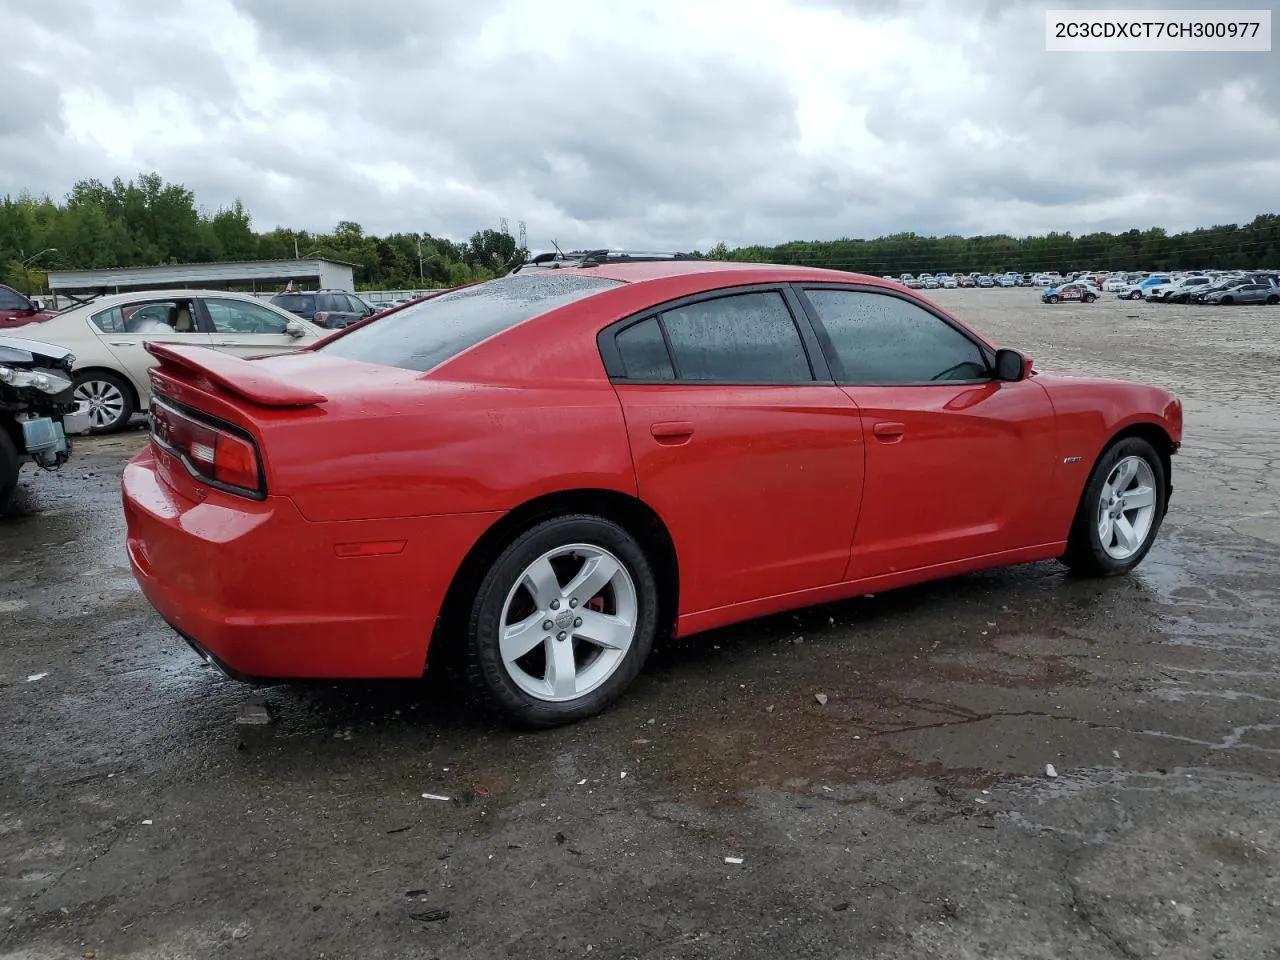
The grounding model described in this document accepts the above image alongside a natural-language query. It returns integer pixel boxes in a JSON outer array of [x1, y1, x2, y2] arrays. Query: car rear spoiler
[[144, 342, 327, 407]]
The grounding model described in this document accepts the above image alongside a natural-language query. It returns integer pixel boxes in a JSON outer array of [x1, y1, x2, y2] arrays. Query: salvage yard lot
[[2, 289, 1278, 959]]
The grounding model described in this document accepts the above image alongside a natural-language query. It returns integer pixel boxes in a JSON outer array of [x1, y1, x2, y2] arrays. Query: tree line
[[2, 172, 1277, 294], [711, 216, 1280, 276], [0, 173, 521, 293]]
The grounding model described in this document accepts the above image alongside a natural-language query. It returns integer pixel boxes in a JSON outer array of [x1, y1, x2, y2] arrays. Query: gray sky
[[2, 0, 1277, 250]]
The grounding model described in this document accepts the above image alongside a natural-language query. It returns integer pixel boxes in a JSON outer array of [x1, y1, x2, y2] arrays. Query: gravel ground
[[2, 289, 1278, 960]]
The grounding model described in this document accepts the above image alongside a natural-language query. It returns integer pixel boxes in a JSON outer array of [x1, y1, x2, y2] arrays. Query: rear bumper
[[122, 447, 499, 680]]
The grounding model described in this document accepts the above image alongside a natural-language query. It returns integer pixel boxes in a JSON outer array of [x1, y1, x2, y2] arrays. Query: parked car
[[1155, 277, 1212, 303], [940, 276, 958, 289], [14, 290, 329, 434], [269, 289, 379, 329], [1116, 276, 1170, 300], [956, 275, 976, 288], [122, 257, 1182, 727], [1202, 283, 1280, 305], [1, 334, 92, 513], [1192, 278, 1251, 303], [0, 284, 59, 330], [976, 275, 995, 287], [1042, 282, 1098, 304]]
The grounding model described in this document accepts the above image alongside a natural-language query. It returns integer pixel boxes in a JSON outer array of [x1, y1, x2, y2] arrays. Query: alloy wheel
[[498, 543, 638, 702], [1097, 455, 1158, 560], [73, 379, 126, 430]]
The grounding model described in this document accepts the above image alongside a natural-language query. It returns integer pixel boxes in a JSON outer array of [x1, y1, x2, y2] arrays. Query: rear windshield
[[317, 273, 623, 373], [271, 294, 316, 314]]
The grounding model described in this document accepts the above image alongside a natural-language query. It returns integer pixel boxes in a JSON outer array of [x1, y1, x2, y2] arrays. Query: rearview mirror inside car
[[995, 348, 1029, 381]]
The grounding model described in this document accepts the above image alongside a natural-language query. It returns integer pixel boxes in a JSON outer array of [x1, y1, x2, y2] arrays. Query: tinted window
[[659, 292, 811, 383], [203, 298, 289, 334], [615, 317, 673, 380], [0, 287, 30, 311], [805, 289, 989, 384], [320, 273, 622, 373], [91, 301, 184, 333], [270, 294, 316, 316]]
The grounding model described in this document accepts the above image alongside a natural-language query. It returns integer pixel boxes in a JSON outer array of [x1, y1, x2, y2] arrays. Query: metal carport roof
[[47, 258, 357, 295]]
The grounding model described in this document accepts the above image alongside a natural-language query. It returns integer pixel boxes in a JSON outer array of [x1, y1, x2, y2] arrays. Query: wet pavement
[[2, 291, 1279, 959]]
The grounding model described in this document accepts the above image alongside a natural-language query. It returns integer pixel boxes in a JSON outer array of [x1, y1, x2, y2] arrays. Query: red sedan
[[0, 284, 58, 329], [122, 257, 1182, 726]]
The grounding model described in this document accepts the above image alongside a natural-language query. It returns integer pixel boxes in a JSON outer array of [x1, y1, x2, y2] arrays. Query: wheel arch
[[427, 488, 680, 671], [1095, 421, 1177, 512]]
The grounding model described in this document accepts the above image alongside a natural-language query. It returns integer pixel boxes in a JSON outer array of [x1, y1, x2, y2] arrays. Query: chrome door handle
[[107, 340, 135, 347]]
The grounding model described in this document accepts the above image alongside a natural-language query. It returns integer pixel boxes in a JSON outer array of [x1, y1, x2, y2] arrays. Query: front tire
[[73, 371, 135, 434], [466, 514, 659, 727], [0, 426, 19, 515], [1084, 294, 1096, 303], [1063, 437, 1166, 577], [1129, 290, 1143, 300], [1266, 295, 1279, 305], [1046, 295, 1059, 304]]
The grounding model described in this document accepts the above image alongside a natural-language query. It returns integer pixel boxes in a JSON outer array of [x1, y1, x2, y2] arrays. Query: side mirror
[[285, 319, 307, 338], [994, 348, 1031, 381]]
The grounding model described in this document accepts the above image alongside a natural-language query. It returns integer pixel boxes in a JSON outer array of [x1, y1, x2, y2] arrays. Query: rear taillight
[[151, 398, 264, 498]]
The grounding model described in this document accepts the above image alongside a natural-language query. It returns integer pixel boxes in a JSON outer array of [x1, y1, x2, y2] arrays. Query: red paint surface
[[122, 264, 1183, 679]]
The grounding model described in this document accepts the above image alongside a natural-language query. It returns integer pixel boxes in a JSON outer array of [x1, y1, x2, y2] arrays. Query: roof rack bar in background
[[508, 249, 703, 274]]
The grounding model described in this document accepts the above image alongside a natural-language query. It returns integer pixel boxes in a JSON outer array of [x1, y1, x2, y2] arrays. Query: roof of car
[[548, 259, 888, 286], [57, 289, 278, 311]]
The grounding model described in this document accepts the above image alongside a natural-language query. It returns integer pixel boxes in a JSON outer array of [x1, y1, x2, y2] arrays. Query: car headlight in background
[[0, 365, 74, 394]]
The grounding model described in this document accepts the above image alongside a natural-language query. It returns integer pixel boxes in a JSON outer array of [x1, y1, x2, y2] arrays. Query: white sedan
[[19, 290, 330, 433]]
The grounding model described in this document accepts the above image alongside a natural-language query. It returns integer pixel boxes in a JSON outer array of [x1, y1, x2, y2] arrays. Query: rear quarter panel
[[244, 353, 639, 524], [1033, 372, 1182, 539]]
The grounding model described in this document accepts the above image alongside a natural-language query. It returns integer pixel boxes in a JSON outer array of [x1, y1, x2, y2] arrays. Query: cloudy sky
[[2, 0, 1277, 250]]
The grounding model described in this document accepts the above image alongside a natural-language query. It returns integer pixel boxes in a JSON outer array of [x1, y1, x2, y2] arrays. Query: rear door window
[[271, 294, 316, 316], [658, 291, 812, 383]]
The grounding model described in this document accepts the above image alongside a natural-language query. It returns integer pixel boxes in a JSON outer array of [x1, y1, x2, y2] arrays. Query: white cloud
[[0, 0, 1275, 251]]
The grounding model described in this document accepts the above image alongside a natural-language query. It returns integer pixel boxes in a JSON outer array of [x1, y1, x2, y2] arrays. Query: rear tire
[[1084, 294, 1096, 303], [73, 371, 135, 434], [1129, 290, 1142, 300], [1267, 295, 1279, 305], [1046, 295, 1059, 304], [1063, 436, 1167, 577], [466, 514, 659, 727], [0, 426, 19, 515]]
